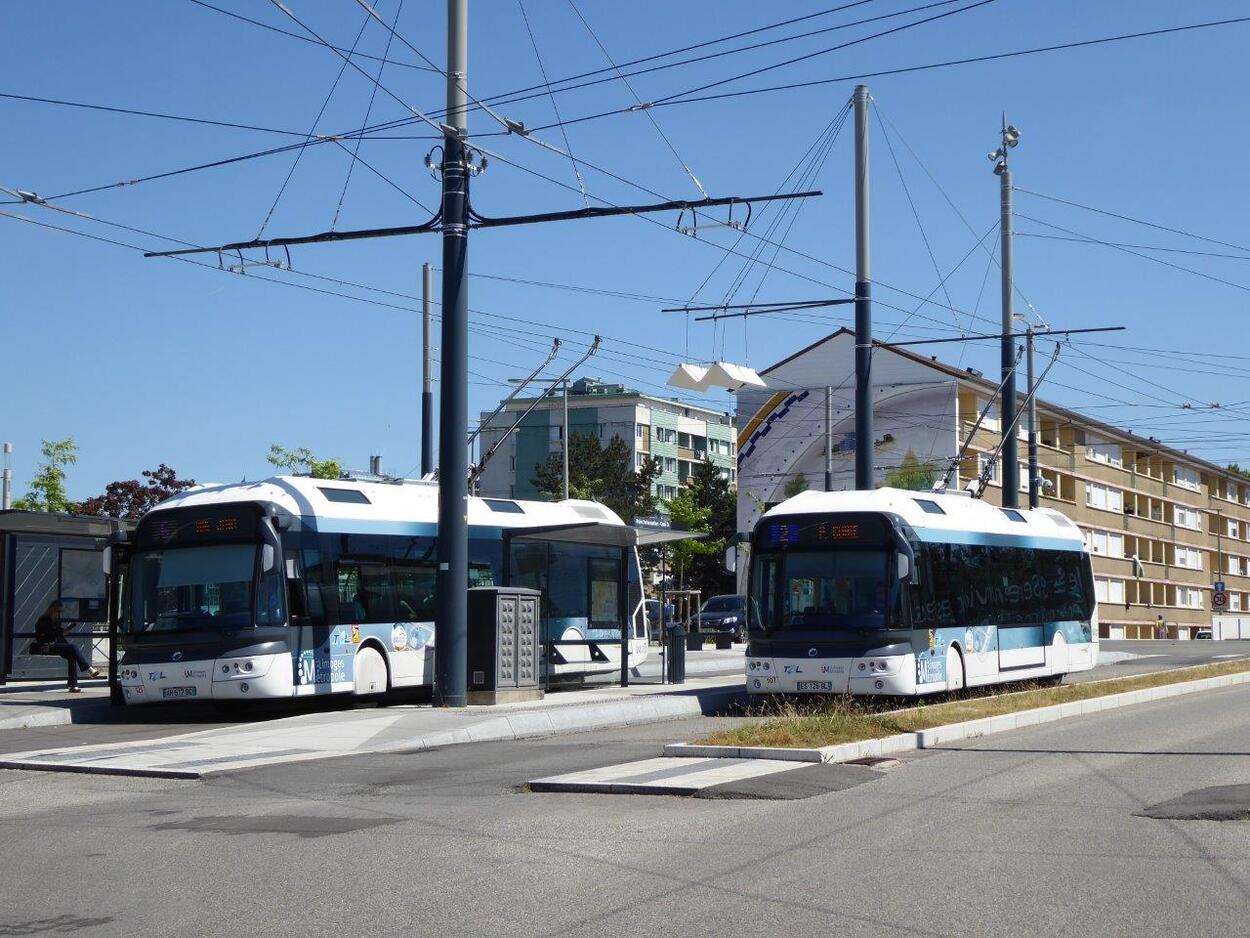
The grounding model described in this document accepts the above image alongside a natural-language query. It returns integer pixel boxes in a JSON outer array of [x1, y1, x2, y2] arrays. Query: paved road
[[3, 681, 1249, 937]]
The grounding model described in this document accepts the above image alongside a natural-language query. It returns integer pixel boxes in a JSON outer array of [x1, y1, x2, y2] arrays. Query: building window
[[1233, 593, 1243, 612], [1088, 530, 1124, 558], [1176, 586, 1204, 609], [636, 423, 647, 439], [1172, 465, 1201, 491], [1229, 556, 1240, 576], [663, 456, 677, 473], [1094, 577, 1125, 605], [1174, 546, 1203, 571], [1228, 518, 1240, 539], [1086, 436, 1123, 468], [1085, 482, 1123, 512], [1174, 505, 1202, 530]]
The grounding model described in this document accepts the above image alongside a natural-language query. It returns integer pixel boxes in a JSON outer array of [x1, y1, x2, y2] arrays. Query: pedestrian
[[34, 600, 100, 693]]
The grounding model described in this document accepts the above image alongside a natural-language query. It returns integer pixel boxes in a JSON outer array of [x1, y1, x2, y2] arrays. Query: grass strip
[[699, 659, 1250, 749]]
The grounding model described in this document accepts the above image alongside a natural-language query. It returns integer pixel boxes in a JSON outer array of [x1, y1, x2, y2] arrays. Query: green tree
[[663, 460, 736, 597], [14, 438, 79, 513], [267, 443, 343, 480], [881, 449, 936, 491], [1228, 463, 1250, 482], [531, 432, 660, 523], [783, 474, 810, 498]]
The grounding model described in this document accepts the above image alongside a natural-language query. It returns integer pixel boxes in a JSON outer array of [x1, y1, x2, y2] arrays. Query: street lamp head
[[987, 149, 1003, 162], [993, 161, 1007, 177], [1004, 125, 1021, 146]]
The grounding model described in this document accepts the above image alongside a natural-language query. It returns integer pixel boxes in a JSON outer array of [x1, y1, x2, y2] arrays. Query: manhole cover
[[1138, 784, 1250, 821]]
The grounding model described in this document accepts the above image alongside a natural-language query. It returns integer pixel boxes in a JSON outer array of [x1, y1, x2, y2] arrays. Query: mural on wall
[[735, 381, 960, 539]]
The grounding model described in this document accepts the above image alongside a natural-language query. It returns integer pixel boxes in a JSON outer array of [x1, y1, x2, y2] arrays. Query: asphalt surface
[[3, 681, 1250, 937]]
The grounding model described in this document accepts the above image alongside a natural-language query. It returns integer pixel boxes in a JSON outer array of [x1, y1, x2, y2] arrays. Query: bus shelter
[[0, 511, 131, 683]]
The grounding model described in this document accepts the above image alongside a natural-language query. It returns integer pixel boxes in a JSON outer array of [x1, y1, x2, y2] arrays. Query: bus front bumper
[[746, 653, 920, 695], [118, 652, 293, 704]]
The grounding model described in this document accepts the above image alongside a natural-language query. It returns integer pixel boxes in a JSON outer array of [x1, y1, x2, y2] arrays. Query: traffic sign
[[1213, 590, 1228, 609], [1215, 581, 1227, 593]]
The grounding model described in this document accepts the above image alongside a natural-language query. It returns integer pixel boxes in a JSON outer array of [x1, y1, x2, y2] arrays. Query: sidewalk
[[0, 673, 745, 779], [0, 680, 114, 731]]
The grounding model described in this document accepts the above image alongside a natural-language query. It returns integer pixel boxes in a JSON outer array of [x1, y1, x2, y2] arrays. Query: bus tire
[[353, 645, 389, 697], [945, 644, 965, 692]]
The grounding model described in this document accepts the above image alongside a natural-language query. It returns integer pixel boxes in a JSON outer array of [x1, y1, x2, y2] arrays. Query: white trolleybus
[[745, 487, 1097, 696], [114, 476, 648, 704]]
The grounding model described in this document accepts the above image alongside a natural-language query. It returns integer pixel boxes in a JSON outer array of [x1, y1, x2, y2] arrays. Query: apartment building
[[475, 377, 736, 508], [735, 329, 1250, 639]]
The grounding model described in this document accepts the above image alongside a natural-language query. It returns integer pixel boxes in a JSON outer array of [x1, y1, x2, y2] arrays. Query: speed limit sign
[[1213, 590, 1228, 609]]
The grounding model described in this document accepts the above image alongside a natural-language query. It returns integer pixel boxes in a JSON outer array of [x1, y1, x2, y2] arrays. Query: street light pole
[[992, 115, 1022, 507], [434, 0, 469, 708], [562, 380, 570, 501], [1026, 324, 1039, 508], [853, 85, 873, 491]]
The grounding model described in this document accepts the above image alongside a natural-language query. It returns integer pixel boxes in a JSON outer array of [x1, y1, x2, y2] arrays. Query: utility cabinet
[[467, 586, 543, 705]]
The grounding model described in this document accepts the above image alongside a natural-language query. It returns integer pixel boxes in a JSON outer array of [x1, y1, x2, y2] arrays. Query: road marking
[[530, 756, 806, 795], [1212, 654, 1243, 659]]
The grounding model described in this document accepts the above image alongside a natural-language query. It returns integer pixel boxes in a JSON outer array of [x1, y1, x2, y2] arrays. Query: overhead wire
[[516, 0, 589, 206], [185, 0, 438, 71], [330, 0, 406, 230], [254, 1, 380, 238]]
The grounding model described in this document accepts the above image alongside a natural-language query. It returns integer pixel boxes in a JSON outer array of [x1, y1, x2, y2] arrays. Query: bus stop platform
[[0, 674, 746, 779]]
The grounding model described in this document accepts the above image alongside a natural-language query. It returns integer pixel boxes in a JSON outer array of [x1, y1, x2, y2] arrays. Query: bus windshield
[[129, 544, 258, 632], [752, 548, 892, 631]]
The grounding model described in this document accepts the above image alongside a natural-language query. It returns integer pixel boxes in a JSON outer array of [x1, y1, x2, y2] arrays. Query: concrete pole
[[999, 114, 1020, 507], [561, 380, 570, 501], [2, 442, 11, 510], [421, 261, 434, 478], [1027, 326, 1039, 509], [434, 0, 469, 708], [825, 386, 833, 491], [853, 85, 873, 491]]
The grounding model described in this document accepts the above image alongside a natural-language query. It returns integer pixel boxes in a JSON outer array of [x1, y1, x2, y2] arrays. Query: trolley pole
[[434, 0, 470, 708], [853, 85, 873, 491], [825, 386, 834, 492], [1026, 324, 1039, 508], [421, 261, 434, 478], [994, 114, 1021, 507]]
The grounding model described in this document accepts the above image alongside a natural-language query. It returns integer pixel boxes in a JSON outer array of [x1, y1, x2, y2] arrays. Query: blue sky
[[4, 0, 1249, 500]]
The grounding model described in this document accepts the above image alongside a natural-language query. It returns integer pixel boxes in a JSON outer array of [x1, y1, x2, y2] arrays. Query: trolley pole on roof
[[422, 261, 434, 478], [991, 115, 1023, 507], [434, 0, 470, 708], [853, 85, 873, 491]]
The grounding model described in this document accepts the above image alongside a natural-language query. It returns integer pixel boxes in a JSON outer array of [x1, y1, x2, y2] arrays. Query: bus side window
[[285, 554, 309, 625]]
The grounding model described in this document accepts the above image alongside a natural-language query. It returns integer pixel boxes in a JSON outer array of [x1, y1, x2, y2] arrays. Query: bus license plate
[[162, 686, 197, 699], [796, 681, 833, 692]]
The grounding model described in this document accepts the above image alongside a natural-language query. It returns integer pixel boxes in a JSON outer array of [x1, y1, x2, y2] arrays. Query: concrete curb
[[0, 701, 111, 731], [663, 668, 1250, 764], [398, 684, 747, 753]]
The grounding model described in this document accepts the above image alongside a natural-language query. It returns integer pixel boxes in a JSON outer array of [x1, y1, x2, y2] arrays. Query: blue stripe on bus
[[913, 527, 1083, 552]]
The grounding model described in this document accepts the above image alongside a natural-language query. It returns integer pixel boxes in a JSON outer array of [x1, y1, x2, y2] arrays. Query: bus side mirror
[[102, 546, 112, 576], [724, 544, 736, 573], [261, 544, 276, 573]]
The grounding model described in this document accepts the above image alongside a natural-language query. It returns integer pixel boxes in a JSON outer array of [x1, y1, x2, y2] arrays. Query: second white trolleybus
[[745, 487, 1097, 695]]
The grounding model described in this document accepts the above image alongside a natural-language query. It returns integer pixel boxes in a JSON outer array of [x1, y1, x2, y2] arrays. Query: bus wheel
[[354, 646, 389, 697], [945, 645, 965, 693]]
